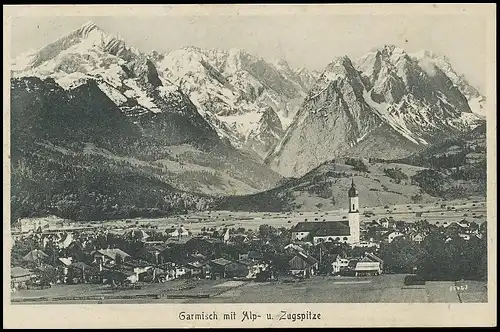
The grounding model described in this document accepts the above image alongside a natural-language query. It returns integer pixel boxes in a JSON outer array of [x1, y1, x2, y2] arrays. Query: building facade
[[348, 179, 360, 244], [291, 179, 361, 245]]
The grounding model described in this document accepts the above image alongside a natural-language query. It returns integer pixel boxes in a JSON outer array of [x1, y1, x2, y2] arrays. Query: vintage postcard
[[3, 4, 497, 328]]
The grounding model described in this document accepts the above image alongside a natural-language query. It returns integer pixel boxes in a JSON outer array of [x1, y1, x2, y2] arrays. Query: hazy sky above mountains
[[10, 14, 486, 92]]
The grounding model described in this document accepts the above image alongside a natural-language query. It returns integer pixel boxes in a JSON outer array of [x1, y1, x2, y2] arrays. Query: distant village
[[10, 181, 487, 292]]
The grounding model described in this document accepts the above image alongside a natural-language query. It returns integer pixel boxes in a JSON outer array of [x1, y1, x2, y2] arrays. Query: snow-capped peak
[[11, 19, 142, 75], [377, 44, 405, 56], [76, 20, 101, 37], [410, 49, 450, 64], [180, 45, 205, 53], [408, 49, 486, 116], [274, 58, 293, 72], [295, 67, 307, 74], [322, 55, 353, 77]]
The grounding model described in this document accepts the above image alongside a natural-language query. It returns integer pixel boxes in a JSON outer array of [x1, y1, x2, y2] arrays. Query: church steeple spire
[[348, 178, 358, 198]]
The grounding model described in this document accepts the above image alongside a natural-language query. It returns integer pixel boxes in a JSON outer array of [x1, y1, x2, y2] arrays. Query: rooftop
[[296, 251, 319, 265], [186, 261, 205, 268], [238, 258, 261, 267], [96, 248, 131, 261], [292, 221, 351, 236], [362, 252, 384, 263], [210, 258, 233, 266], [23, 249, 48, 262], [11, 267, 34, 278]]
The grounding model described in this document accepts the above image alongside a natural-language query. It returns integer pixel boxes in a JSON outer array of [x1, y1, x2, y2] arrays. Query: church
[[291, 179, 361, 245]]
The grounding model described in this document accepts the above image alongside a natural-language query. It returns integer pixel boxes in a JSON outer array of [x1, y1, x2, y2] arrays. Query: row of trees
[[411, 162, 486, 199], [411, 169, 446, 197], [380, 227, 487, 281], [345, 158, 369, 172], [383, 167, 408, 184]]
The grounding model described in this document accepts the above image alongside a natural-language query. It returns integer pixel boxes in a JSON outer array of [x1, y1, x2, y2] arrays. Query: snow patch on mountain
[[219, 110, 263, 139], [363, 89, 426, 145], [154, 46, 315, 157], [266, 45, 486, 177], [122, 79, 160, 113], [409, 50, 487, 117], [96, 80, 128, 105]]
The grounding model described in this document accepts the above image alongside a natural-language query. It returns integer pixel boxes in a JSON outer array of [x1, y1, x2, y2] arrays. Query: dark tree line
[[383, 167, 408, 184], [380, 226, 487, 281], [345, 158, 369, 172]]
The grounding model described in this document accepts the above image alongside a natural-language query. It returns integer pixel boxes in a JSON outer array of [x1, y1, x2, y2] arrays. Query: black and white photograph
[[3, 4, 496, 328]]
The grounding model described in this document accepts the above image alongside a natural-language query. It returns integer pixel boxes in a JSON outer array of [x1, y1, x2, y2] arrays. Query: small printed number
[[450, 285, 468, 292]]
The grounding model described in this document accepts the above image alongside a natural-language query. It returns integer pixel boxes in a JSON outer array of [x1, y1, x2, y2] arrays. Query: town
[[10, 181, 487, 303]]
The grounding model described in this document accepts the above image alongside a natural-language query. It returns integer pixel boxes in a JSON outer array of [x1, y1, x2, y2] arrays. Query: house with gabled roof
[[69, 261, 100, 282], [185, 261, 208, 279], [165, 225, 190, 238], [238, 257, 269, 279], [142, 244, 169, 265], [93, 248, 131, 269], [330, 254, 347, 275], [225, 261, 250, 279], [59, 232, 77, 249], [383, 231, 405, 243], [229, 233, 250, 244], [380, 217, 397, 229], [288, 251, 319, 278], [284, 243, 306, 252], [101, 265, 138, 285], [209, 258, 233, 279], [361, 252, 384, 272], [125, 229, 150, 242], [23, 249, 49, 265], [347, 259, 382, 276], [408, 231, 426, 244], [366, 220, 382, 229], [444, 221, 468, 232], [238, 250, 263, 262]]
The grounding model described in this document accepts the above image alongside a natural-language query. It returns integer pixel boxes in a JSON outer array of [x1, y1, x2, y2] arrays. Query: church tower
[[348, 179, 360, 244]]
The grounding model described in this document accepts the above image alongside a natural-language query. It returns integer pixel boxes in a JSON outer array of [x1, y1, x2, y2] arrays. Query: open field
[[11, 274, 487, 304], [11, 279, 227, 303], [86, 198, 486, 234], [188, 275, 472, 304]]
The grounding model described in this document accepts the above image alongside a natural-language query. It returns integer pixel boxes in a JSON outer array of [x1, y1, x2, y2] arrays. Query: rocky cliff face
[[266, 45, 485, 177], [409, 50, 487, 117], [154, 46, 316, 157], [247, 107, 285, 157]]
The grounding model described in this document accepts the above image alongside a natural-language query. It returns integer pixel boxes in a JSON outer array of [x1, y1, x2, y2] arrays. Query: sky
[[9, 13, 487, 92]]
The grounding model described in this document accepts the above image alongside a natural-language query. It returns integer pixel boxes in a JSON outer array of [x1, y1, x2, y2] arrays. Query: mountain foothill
[[10, 21, 487, 221]]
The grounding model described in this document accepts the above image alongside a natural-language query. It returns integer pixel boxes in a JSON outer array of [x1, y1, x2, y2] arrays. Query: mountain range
[[265, 45, 485, 177], [10, 21, 487, 221]]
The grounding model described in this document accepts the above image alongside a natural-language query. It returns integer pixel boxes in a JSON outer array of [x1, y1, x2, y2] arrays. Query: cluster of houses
[[10, 218, 383, 292], [361, 217, 485, 245], [10, 182, 485, 292], [290, 180, 483, 245], [9, 220, 278, 291]]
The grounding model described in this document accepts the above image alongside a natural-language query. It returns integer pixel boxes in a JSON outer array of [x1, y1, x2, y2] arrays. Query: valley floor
[[11, 274, 487, 304], [10, 199, 488, 305], [91, 198, 487, 234]]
